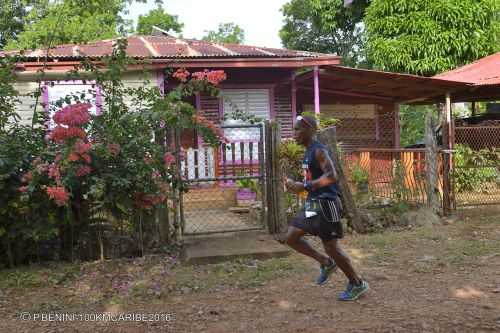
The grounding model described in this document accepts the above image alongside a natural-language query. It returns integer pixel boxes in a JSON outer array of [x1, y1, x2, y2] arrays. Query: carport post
[[394, 103, 401, 148], [314, 66, 320, 115], [442, 92, 455, 215], [291, 72, 297, 125]]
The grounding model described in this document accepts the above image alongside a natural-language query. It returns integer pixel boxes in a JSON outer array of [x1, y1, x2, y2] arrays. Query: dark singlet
[[302, 140, 341, 200]]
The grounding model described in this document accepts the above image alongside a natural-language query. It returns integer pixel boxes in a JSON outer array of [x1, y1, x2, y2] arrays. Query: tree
[[279, 0, 370, 67], [136, 7, 183, 35], [202, 23, 245, 44], [365, 0, 500, 76], [0, 1, 27, 49], [4, 0, 154, 50]]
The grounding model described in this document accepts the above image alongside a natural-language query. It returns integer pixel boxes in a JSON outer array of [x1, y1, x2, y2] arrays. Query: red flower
[[74, 141, 92, 155], [192, 70, 227, 86], [48, 164, 62, 185], [172, 68, 190, 82], [53, 103, 91, 126], [49, 126, 87, 143], [163, 152, 175, 167], [106, 143, 121, 157], [81, 153, 92, 164], [76, 166, 92, 177], [46, 186, 69, 206], [68, 152, 80, 162]]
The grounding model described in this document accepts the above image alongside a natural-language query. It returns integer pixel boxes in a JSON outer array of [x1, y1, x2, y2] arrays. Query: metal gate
[[179, 124, 267, 235]]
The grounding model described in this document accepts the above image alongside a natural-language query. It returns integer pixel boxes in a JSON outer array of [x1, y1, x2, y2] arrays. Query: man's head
[[294, 115, 317, 146]]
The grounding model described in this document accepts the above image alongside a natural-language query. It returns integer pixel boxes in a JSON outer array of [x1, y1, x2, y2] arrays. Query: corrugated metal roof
[[435, 52, 500, 86], [0, 35, 331, 60], [295, 65, 470, 104]]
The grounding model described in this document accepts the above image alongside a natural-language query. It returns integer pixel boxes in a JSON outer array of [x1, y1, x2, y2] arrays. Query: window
[[221, 89, 270, 142], [44, 81, 101, 127], [220, 89, 270, 163]]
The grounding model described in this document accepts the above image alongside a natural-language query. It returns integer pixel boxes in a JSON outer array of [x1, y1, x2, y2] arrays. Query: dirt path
[[1, 209, 499, 333]]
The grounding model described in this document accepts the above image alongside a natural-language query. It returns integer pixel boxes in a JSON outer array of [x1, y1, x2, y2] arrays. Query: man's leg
[[322, 238, 361, 284], [286, 226, 330, 266]]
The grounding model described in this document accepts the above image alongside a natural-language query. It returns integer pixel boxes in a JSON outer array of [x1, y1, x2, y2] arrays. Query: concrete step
[[181, 231, 290, 265]]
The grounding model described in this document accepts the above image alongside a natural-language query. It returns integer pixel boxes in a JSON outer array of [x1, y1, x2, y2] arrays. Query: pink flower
[[163, 152, 175, 167], [74, 141, 92, 155], [68, 152, 80, 162], [46, 186, 69, 206], [106, 143, 121, 157], [49, 126, 87, 143], [48, 164, 62, 185], [76, 166, 91, 177], [172, 68, 190, 82], [19, 186, 28, 193], [81, 153, 92, 164], [192, 70, 227, 86], [53, 103, 91, 126]]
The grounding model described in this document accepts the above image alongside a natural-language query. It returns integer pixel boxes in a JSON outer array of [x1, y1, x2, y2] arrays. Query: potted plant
[[235, 178, 259, 206], [351, 164, 369, 193]]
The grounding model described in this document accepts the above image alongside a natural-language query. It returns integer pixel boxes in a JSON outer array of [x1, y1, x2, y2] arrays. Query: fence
[[451, 126, 500, 207], [342, 148, 431, 206], [179, 124, 267, 235]]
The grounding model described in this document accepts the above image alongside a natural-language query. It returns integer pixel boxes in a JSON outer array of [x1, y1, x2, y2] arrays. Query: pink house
[[5, 32, 465, 180]]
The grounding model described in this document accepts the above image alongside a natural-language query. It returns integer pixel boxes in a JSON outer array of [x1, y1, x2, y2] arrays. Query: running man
[[284, 115, 369, 301]]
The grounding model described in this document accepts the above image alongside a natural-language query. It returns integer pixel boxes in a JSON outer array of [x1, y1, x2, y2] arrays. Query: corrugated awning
[[295, 65, 471, 104]]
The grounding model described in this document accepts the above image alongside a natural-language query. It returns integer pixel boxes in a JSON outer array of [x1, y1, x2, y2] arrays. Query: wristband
[[304, 181, 314, 192]]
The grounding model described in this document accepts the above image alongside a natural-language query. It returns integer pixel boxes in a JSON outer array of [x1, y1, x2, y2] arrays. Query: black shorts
[[290, 197, 344, 242]]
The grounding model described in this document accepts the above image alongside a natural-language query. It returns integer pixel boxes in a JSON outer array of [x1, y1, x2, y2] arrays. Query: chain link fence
[[453, 125, 500, 207]]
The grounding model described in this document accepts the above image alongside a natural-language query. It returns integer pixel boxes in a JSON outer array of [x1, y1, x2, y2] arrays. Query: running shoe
[[337, 280, 369, 301], [316, 259, 337, 285]]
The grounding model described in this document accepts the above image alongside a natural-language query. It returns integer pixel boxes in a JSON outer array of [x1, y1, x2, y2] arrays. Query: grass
[[169, 257, 299, 292], [1, 211, 499, 310], [0, 262, 80, 289]]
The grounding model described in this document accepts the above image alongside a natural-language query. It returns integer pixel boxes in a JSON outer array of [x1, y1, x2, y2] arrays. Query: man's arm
[[284, 148, 337, 193], [309, 148, 337, 190], [284, 178, 305, 194]]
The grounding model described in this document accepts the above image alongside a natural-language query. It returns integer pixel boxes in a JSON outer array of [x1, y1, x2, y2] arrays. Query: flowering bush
[[0, 41, 228, 266]]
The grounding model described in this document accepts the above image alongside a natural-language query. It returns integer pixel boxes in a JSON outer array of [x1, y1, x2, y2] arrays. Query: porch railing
[[180, 147, 216, 180]]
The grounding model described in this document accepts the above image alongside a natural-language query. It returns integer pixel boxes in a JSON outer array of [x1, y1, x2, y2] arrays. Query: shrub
[[453, 144, 499, 193]]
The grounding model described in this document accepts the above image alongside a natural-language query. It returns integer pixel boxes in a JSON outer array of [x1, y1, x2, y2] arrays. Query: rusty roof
[[435, 52, 500, 86], [0, 35, 335, 60]]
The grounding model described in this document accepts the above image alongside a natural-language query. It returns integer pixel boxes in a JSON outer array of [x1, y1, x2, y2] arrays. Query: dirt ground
[[1, 208, 499, 333]]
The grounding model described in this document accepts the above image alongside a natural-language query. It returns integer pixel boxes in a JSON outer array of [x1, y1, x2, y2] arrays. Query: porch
[[178, 65, 470, 234]]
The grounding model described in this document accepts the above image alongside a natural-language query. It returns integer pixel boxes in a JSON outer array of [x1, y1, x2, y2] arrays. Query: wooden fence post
[[265, 121, 287, 235], [317, 127, 367, 233], [425, 111, 441, 214]]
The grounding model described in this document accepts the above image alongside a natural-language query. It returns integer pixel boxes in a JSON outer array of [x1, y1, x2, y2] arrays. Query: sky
[[125, 0, 290, 48]]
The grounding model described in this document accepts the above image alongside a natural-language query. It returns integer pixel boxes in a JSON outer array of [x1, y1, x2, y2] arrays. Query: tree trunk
[[425, 111, 441, 215], [265, 121, 287, 236], [317, 127, 367, 233]]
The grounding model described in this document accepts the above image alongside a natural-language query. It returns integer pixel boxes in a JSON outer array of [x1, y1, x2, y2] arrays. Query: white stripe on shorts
[[320, 197, 342, 223]]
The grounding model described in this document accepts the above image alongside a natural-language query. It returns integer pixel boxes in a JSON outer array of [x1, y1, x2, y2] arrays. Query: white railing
[[181, 147, 216, 180]]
